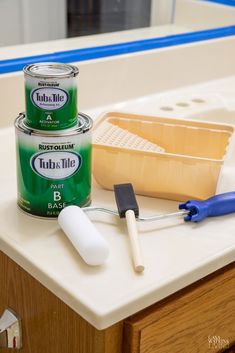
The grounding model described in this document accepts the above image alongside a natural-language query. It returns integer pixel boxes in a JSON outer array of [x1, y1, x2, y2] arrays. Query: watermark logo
[[208, 335, 230, 349]]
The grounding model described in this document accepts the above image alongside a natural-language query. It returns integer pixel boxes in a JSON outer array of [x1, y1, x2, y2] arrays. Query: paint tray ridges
[[93, 121, 165, 152]]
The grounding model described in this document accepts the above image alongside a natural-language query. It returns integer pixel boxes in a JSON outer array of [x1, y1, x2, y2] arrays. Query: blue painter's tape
[[203, 0, 235, 7], [1, 25, 235, 74]]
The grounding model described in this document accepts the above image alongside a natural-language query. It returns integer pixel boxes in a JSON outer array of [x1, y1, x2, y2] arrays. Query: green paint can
[[24, 62, 79, 131], [15, 112, 92, 218]]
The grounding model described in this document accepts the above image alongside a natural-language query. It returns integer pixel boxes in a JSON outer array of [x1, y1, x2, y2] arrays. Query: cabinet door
[[124, 263, 235, 353], [0, 250, 123, 353]]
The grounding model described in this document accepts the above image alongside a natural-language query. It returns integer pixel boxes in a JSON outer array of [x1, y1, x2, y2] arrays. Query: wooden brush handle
[[125, 210, 145, 273]]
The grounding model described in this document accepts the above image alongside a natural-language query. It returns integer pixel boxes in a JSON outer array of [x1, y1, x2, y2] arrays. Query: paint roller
[[58, 183, 144, 270], [58, 206, 109, 266], [59, 184, 235, 270]]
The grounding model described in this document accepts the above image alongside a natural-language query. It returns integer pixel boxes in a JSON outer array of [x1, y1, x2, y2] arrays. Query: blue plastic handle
[[179, 192, 235, 222]]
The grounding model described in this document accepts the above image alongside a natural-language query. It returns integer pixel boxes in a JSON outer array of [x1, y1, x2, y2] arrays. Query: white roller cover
[[58, 206, 109, 266]]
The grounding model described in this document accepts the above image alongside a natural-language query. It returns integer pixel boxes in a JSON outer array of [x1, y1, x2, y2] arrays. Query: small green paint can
[[15, 112, 92, 218], [23, 62, 79, 131]]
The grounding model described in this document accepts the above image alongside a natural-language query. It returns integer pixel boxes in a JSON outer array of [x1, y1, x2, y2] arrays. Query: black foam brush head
[[114, 183, 139, 218]]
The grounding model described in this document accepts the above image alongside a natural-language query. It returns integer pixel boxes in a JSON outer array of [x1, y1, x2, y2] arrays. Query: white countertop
[[1, 77, 235, 329], [0, 37, 235, 330]]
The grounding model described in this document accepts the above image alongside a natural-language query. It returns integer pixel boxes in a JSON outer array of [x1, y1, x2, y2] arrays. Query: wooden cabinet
[[0, 251, 122, 353], [124, 263, 235, 353], [0, 250, 234, 353]]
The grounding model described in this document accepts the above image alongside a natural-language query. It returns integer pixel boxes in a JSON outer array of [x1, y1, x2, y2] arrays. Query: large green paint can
[[24, 63, 79, 131], [15, 112, 92, 218]]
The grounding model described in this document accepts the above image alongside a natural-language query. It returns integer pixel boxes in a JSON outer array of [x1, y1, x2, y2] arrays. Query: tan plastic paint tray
[[92, 112, 234, 201]]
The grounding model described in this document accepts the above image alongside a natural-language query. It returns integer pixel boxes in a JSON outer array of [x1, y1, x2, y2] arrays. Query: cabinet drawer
[[124, 263, 235, 353]]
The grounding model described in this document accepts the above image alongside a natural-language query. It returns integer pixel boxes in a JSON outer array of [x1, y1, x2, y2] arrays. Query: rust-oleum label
[[31, 151, 82, 179], [31, 88, 69, 110], [15, 115, 92, 218], [25, 81, 77, 131]]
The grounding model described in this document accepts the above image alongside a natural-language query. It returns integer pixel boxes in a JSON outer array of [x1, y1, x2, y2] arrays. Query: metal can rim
[[23, 62, 79, 78], [15, 112, 92, 136]]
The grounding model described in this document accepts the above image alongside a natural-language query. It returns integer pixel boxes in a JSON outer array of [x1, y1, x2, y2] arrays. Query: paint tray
[[92, 112, 234, 201]]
